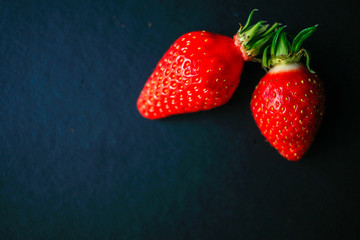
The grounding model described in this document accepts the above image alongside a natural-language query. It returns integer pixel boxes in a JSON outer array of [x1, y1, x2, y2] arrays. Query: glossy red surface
[[137, 31, 244, 119], [250, 64, 325, 161]]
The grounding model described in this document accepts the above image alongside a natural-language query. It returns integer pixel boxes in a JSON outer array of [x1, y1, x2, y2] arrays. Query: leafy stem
[[262, 25, 318, 72], [236, 9, 279, 59]]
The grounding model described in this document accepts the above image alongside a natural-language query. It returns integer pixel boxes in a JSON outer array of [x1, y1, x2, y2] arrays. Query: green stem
[[262, 24, 318, 72], [236, 10, 279, 60]]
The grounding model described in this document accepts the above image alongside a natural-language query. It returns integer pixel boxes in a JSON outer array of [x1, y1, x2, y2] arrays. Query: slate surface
[[1, 0, 359, 239]]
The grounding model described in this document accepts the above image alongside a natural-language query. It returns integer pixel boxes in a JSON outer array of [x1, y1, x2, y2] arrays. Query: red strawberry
[[251, 25, 325, 161], [138, 10, 278, 119]]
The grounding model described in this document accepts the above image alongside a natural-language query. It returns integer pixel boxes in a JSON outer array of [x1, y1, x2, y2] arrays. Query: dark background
[[1, 0, 359, 239]]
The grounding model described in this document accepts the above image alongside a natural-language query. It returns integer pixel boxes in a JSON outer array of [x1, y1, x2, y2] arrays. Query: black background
[[1, 0, 359, 239]]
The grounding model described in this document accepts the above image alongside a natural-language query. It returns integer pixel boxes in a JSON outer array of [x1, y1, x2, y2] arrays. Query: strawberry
[[137, 10, 278, 119], [250, 25, 325, 161]]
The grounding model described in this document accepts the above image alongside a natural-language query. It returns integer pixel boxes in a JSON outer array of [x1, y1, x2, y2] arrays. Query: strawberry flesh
[[137, 31, 244, 119], [250, 63, 325, 161]]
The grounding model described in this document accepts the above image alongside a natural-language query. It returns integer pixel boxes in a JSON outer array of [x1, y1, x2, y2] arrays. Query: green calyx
[[236, 9, 279, 59], [262, 25, 318, 73]]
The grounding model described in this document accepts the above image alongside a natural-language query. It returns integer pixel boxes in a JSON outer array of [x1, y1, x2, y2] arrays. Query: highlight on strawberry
[[137, 9, 278, 119], [250, 25, 325, 161]]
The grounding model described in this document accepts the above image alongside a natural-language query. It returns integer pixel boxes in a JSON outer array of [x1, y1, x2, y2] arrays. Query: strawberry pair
[[137, 10, 325, 161]]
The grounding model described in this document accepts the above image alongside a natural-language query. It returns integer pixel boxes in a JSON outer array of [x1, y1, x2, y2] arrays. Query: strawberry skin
[[137, 31, 244, 119], [137, 10, 278, 119], [250, 63, 325, 161]]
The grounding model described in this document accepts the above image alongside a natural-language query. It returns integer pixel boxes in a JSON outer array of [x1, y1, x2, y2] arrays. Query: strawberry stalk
[[262, 25, 318, 72], [234, 9, 279, 61]]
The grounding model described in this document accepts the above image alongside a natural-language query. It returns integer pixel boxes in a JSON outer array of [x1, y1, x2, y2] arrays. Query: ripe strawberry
[[138, 10, 278, 119], [251, 25, 325, 161]]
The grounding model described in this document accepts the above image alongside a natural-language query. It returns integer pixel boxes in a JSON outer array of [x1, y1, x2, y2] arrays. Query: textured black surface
[[1, 0, 359, 239]]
